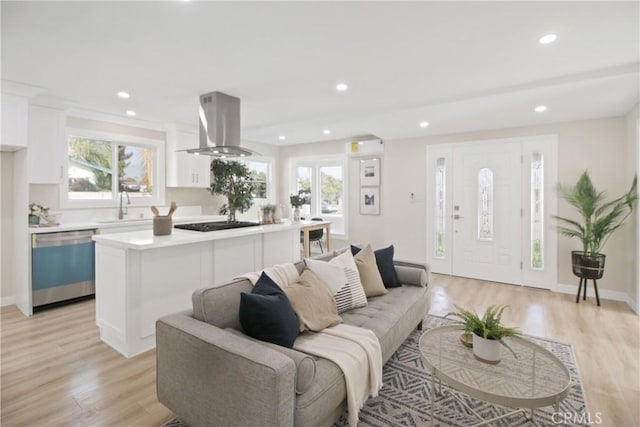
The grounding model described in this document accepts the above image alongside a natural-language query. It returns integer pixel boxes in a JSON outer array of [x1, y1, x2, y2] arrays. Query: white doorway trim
[[426, 135, 558, 290]]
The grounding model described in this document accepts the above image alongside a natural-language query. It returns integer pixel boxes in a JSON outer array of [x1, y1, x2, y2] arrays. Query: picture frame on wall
[[360, 187, 380, 215], [360, 158, 380, 187]]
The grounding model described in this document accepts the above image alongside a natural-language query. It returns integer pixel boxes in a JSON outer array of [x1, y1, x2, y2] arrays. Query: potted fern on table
[[446, 304, 520, 364], [554, 171, 637, 306]]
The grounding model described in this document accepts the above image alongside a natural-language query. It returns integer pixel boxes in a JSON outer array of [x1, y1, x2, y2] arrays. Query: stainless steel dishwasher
[[31, 229, 97, 309]]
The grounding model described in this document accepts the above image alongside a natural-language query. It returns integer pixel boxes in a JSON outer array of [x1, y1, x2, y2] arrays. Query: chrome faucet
[[118, 190, 130, 220]]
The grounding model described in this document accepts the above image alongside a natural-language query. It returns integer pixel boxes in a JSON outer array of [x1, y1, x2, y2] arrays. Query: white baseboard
[[0, 296, 15, 307], [556, 283, 633, 307]]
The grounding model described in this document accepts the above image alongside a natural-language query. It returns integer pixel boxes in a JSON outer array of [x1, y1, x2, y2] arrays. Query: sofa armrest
[[156, 312, 296, 427], [394, 259, 431, 288]]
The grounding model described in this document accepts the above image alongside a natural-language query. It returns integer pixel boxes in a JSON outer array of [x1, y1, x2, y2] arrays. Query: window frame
[[241, 156, 274, 204], [60, 128, 165, 209], [290, 155, 348, 238]]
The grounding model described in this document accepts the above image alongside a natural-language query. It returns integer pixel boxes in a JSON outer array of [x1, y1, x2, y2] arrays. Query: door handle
[[453, 214, 464, 220]]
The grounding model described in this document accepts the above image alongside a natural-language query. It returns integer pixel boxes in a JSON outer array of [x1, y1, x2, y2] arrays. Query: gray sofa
[[156, 252, 431, 427]]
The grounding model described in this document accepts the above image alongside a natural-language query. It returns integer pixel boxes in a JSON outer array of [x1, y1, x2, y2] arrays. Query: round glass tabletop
[[419, 325, 571, 409]]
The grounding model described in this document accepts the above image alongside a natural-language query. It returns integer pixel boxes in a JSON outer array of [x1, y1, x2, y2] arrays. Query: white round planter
[[472, 334, 501, 364]]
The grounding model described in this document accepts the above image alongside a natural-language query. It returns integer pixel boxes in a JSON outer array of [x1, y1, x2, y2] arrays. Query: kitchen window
[[61, 129, 164, 208], [242, 158, 272, 201], [292, 157, 347, 237]]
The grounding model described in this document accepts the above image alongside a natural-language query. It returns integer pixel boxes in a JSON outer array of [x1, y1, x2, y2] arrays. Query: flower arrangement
[[29, 203, 49, 218], [289, 194, 307, 208]]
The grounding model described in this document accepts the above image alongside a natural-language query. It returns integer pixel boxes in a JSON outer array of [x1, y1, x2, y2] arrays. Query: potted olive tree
[[554, 171, 637, 305], [446, 304, 520, 364], [209, 159, 254, 222]]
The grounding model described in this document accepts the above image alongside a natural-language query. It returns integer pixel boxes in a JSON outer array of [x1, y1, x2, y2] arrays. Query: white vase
[[472, 334, 501, 364], [293, 207, 301, 222]]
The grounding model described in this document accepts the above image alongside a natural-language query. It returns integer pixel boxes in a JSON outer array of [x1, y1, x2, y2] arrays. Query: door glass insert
[[531, 153, 544, 269], [477, 168, 493, 241], [435, 158, 446, 258]]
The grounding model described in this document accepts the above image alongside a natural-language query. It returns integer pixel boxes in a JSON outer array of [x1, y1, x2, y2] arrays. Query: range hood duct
[[185, 91, 258, 157]]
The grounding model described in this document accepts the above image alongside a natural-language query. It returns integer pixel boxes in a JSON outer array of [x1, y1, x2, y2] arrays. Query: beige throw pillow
[[353, 244, 388, 297], [283, 269, 343, 332]]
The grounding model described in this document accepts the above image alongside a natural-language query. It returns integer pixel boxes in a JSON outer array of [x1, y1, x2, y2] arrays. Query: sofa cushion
[[226, 328, 317, 395], [305, 250, 367, 314], [239, 272, 299, 348], [353, 244, 388, 298], [341, 285, 430, 361], [283, 269, 343, 332], [351, 244, 400, 288]]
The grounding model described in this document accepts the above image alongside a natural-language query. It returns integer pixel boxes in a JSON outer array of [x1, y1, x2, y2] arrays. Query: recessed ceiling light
[[534, 105, 547, 113], [213, 150, 219, 154], [221, 155, 226, 159], [126, 110, 136, 117], [240, 154, 246, 157], [336, 83, 348, 92], [193, 152, 200, 156], [419, 121, 429, 128], [117, 91, 130, 99], [279, 135, 286, 140], [358, 141, 364, 145], [323, 129, 331, 135], [539, 34, 557, 45]]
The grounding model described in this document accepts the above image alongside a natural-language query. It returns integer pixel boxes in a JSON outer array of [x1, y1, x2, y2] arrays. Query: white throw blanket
[[294, 324, 383, 427], [235, 263, 300, 288]]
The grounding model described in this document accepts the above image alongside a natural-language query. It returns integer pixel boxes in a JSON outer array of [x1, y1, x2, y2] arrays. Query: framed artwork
[[360, 158, 380, 187], [360, 187, 380, 215]]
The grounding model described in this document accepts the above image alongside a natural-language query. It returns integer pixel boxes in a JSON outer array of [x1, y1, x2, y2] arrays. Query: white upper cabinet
[[28, 105, 65, 184], [166, 125, 211, 188], [1, 94, 29, 151]]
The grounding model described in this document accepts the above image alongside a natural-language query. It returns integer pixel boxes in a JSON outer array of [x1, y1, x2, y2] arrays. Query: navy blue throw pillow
[[351, 244, 400, 288], [239, 272, 299, 348]]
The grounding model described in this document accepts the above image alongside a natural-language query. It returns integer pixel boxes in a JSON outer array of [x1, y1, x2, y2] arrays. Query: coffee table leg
[[430, 368, 436, 427]]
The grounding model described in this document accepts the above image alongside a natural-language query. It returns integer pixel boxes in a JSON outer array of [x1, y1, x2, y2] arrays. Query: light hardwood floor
[[1, 274, 638, 426]]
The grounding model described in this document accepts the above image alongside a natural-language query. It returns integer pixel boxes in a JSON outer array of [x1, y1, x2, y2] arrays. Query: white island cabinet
[[92, 221, 302, 358]]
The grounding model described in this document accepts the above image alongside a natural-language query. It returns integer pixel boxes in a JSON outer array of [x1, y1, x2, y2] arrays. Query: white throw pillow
[[305, 250, 367, 314], [304, 258, 346, 295]]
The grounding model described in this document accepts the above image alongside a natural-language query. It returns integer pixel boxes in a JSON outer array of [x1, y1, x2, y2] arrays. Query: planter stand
[[572, 251, 605, 307], [576, 277, 600, 307]]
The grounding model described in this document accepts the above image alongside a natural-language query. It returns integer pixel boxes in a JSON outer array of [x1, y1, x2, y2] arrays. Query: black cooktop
[[174, 221, 260, 232]]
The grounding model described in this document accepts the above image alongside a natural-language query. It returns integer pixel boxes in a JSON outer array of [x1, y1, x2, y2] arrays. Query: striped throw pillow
[[334, 266, 368, 314], [305, 250, 368, 314]]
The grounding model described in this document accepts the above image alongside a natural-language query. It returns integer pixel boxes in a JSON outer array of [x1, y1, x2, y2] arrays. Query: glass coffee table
[[419, 325, 571, 426]]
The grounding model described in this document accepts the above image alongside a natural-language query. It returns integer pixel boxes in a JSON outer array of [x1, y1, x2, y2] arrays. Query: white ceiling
[[2, 1, 638, 146]]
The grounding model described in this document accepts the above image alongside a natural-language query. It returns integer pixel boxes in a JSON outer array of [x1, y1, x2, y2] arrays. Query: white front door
[[426, 136, 558, 289], [452, 142, 522, 284]]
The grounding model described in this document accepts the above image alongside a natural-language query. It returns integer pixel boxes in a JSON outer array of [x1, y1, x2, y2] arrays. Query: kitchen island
[[92, 221, 302, 357]]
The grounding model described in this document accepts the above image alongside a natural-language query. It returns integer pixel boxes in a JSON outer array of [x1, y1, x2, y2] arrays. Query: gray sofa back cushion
[[192, 278, 253, 329], [192, 254, 339, 329]]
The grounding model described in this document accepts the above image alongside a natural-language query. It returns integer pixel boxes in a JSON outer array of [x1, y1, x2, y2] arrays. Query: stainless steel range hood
[[185, 91, 258, 157]]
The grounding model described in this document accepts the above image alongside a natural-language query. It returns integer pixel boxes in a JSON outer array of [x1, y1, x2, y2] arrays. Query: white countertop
[[27, 215, 225, 234], [92, 220, 303, 250]]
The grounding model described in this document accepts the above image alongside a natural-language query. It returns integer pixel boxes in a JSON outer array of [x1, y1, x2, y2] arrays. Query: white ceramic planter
[[472, 334, 501, 364]]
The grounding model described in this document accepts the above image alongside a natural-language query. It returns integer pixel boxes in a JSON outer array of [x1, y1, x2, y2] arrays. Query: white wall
[[280, 115, 636, 301], [625, 104, 639, 312], [385, 116, 633, 297], [1, 152, 15, 302]]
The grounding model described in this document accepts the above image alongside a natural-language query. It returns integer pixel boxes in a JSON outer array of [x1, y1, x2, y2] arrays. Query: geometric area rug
[[164, 314, 587, 427], [334, 315, 588, 427]]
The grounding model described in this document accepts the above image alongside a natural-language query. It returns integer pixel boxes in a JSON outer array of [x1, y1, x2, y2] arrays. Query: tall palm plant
[[554, 171, 637, 256]]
